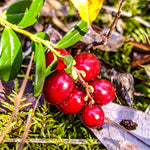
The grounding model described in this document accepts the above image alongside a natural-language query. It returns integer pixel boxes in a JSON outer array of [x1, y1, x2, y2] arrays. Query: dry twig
[[0, 52, 34, 143]]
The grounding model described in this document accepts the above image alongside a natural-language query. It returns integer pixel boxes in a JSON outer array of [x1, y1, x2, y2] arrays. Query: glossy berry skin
[[74, 52, 100, 81], [89, 78, 115, 106], [57, 88, 85, 114], [43, 70, 74, 104], [82, 105, 104, 128], [46, 48, 70, 71]]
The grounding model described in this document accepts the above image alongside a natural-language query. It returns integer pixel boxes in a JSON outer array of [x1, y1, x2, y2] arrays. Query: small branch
[[0, 52, 34, 144], [102, 5, 150, 28], [4, 138, 101, 145], [72, 66, 94, 102], [86, 0, 126, 50], [17, 94, 41, 150], [106, 0, 126, 39], [0, 15, 61, 58]]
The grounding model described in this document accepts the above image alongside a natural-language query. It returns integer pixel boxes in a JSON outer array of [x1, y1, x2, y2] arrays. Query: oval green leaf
[[45, 56, 58, 77], [18, 0, 44, 28], [56, 20, 88, 49], [5, 0, 44, 28], [5, 0, 32, 25], [61, 55, 74, 73], [33, 42, 46, 97], [32, 32, 49, 62], [0, 28, 22, 81]]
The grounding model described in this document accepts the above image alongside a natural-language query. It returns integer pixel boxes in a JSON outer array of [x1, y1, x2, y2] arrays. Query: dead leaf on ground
[[0, 79, 44, 112], [79, 102, 150, 150], [140, 64, 150, 78], [81, 27, 125, 52], [112, 73, 134, 107], [130, 54, 150, 70], [100, 60, 134, 106]]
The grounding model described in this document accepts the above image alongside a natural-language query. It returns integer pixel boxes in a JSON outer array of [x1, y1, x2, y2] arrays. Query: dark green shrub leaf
[[32, 32, 49, 61], [45, 56, 58, 77], [0, 27, 22, 81], [5, 0, 32, 25], [33, 43, 46, 97], [5, 0, 44, 28], [56, 20, 88, 49], [61, 55, 74, 73]]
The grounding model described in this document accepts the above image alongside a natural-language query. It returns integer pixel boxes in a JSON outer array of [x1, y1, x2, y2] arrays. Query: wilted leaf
[[100, 60, 134, 106], [129, 41, 150, 52], [70, 0, 104, 23], [130, 54, 150, 70], [141, 64, 150, 78], [84, 102, 150, 150], [112, 73, 134, 106], [81, 27, 125, 52]]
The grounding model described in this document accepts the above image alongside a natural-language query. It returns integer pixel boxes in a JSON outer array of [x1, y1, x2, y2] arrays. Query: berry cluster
[[43, 49, 115, 129]]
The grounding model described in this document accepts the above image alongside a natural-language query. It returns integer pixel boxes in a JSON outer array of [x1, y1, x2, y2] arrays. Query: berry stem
[[0, 15, 62, 59], [72, 66, 94, 103]]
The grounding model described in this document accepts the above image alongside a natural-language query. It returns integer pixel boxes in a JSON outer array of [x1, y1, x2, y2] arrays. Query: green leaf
[[56, 20, 88, 49], [45, 56, 58, 77], [32, 32, 49, 62], [61, 55, 74, 73], [5, 0, 32, 25], [33, 43, 46, 97], [18, 0, 44, 28], [35, 32, 50, 41], [5, 0, 44, 28], [0, 28, 22, 81]]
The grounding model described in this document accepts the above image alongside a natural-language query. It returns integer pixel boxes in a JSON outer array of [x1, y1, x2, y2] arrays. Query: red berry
[[57, 88, 85, 114], [46, 48, 70, 71], [82, 105, 104, 128], [43, 70, 74, 104], [74, 52, 100, 81], [89, 78, 115, 105]]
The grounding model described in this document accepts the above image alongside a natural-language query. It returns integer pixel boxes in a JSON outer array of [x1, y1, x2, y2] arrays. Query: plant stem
[[72, 66, 94, 103], [0, 52, 34, 144], [0, 15, 61, 58], [17, 94, 41, 150]]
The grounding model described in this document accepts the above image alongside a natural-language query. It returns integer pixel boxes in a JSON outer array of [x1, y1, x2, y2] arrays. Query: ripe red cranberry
[[46, 48, 70, 71], [57, 88, 85, 114], [89, 78, 115, 105], [74, 52, 100, 81], [82, 105, 104, 128], [43, 70, 74, 104]]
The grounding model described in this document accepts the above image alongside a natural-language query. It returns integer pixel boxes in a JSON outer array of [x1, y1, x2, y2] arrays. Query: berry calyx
[[74, 52, 100, 81], [89, 78, 115, 105], [43, 70, 74, 104], [46, 48, 70, 71], [57, 88, 85, 114], [82, 105, 104, 128]]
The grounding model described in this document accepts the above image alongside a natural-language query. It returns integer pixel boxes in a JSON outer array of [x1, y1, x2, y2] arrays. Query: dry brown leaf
[[140, 64, 150, 78], [86, 102, 150, 150]]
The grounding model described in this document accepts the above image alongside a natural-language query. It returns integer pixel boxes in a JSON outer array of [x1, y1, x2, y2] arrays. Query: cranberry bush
[[0, 1, 116, 146]]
